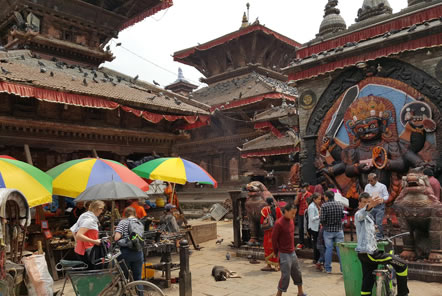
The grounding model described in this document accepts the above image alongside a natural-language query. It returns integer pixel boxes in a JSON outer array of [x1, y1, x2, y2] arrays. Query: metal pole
[[179, 239, 192, 296]]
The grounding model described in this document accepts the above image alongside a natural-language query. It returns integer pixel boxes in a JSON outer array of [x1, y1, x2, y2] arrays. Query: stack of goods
[[49, 229, 75, 250]]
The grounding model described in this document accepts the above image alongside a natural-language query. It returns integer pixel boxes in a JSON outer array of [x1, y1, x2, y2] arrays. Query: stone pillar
[[301, 134, 318, 185], [229, 190, 243, 248], [179, 240, 192, 296]]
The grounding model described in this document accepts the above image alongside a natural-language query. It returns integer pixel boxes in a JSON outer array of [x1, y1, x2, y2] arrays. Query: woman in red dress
[[260, 197, 282, 271]]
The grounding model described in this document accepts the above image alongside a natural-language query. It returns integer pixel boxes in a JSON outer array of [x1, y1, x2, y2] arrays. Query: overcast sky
[[103, 0, 408, 89]]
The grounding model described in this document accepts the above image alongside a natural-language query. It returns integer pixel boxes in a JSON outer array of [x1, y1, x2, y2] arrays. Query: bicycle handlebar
[[377, 232, 410, 243]]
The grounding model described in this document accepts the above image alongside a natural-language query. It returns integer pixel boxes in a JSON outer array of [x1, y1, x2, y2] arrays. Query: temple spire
[[241, 12, 249, 29], [356, 0, 393, 22], [318, 0, 347, 37]]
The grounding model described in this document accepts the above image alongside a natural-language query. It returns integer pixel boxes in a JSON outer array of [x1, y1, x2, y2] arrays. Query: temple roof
[[283, 2, 442, 82], [165, 68, 198, 91], [0, 50, 209, 115], [253, 104, 297, 122], [173, 24, 300, 80], [0, 0, 173, 32], [240, 130, 300, 158], [190, 71, 297, 107]]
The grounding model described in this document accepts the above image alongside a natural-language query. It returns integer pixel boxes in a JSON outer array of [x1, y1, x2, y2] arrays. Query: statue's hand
[[360, 163, 372, 173]]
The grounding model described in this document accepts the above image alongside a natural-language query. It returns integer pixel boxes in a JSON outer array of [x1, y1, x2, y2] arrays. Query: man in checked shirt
[[320, 190, 344, 274]]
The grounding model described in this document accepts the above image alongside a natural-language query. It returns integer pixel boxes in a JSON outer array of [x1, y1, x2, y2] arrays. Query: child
[[355, 192, 409, 296]]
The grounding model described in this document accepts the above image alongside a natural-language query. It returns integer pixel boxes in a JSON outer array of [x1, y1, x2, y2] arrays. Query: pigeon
[[38, 61, 46, 67], [407, 24, 417, 32], [383, 32, 391, 38], [32, 53, 41, 59], [117, 76, 122, 83], [92, 77, 99, 83], [174, 97, 182, 105], [103, 72, 110, 79], [78, 67, 83, 73], [216, 238, 223, 245], [111, 81, 117, 86], [132, 74, 139, 82], [56, 62, 65, 69], [116, 42, 122, 47], [311, 54, 318, 59], [20, 55, 25, 60], [149, 96, 156, 100], [1, 67, 11, 75], [51, 57, 57, 62], [153, 80, 160, 86], [82, 78, 88, 86], [101, 78, 108, 83], [105, 45, 110, 51], [239, 92, 242, 99], [40, 67, 47, 73], [50, 71, 54, 77], [93, 72, 98, 78], [83, 72, 88, 77], [424, 21, 430, 27]]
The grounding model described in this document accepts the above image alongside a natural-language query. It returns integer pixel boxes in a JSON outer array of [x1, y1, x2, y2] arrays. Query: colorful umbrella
[[132, 157, 217, 187], [47, 158, 149, 198], [0, 158, 52, 207], [0, 155, 16, 160]]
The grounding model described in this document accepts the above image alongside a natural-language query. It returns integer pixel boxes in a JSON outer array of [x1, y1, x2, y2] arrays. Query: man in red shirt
[[294, 183, 311, 250], [272, 203, 307, 296]]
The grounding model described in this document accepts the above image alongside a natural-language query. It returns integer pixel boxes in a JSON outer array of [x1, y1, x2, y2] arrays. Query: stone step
[[408, 262, 442, 282]]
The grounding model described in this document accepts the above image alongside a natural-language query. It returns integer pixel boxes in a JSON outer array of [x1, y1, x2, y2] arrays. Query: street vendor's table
[[143, 232, 185, 288]]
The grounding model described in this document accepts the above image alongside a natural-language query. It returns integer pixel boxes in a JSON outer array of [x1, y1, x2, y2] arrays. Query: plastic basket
[[210, 203, 228, 221]]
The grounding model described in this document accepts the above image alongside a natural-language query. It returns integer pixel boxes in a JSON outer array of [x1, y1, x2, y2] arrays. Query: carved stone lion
[[394, 172, 442, 262], [245, 181, 275, 244]]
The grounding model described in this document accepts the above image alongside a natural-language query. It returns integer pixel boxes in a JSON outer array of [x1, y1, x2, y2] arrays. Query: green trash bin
[[337, 241, 388, 296]]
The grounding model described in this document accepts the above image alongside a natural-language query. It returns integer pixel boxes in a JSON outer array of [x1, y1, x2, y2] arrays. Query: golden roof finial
[[241, 12, 248, 28]]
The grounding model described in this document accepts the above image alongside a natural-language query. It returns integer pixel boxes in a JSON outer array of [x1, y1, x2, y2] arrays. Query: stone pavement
[[54, 221, 442, 296]]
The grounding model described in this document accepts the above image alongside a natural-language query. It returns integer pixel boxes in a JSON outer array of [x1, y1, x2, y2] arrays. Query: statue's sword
[[325, 85, 359, 138]]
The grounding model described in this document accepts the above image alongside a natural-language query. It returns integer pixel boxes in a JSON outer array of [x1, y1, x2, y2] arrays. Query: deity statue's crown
[[349, 96, 387, 121]]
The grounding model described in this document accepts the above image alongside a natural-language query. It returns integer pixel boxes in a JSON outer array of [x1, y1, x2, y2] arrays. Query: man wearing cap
[[160, 203, 180, 233]]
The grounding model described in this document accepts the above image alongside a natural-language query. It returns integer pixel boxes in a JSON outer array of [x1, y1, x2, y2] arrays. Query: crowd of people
[[68, 196, 181, 283], [260, 169, 439, 296]]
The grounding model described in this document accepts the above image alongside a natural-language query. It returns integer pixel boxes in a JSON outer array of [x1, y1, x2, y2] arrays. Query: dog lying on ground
[[211, 266, 241, 281]]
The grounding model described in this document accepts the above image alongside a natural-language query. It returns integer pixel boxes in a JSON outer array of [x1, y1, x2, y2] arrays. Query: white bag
[[22, 254, 54, 296], [334, 191, 349, 208]]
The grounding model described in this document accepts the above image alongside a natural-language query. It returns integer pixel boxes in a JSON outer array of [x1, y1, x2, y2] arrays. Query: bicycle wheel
[[375, 278, 389, 296], [122, 280, 165, 296]]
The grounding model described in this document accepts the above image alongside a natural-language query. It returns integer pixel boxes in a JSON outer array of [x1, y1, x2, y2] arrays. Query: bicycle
[[373, 232, 410, 296], [56, 240, 164, 296]]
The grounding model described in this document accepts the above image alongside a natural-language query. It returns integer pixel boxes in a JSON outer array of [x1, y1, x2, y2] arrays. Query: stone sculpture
[[244, 181, 275, 244], [394, 171, 442, 262]]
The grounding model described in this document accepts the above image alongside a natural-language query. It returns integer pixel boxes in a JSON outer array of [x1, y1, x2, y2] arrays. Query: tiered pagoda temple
[[0, 0, 210, 169], [172, 17, 301, 188]]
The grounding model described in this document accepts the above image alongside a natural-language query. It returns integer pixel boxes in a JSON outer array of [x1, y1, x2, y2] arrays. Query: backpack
[[127, 218, 144, 252], [117, 218, 144, 252]]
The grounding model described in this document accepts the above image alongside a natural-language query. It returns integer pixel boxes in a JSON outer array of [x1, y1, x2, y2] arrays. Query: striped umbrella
[[47, 158, 149, 198], [0, 158, 52, 207], [132, 157, 217, 187]]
